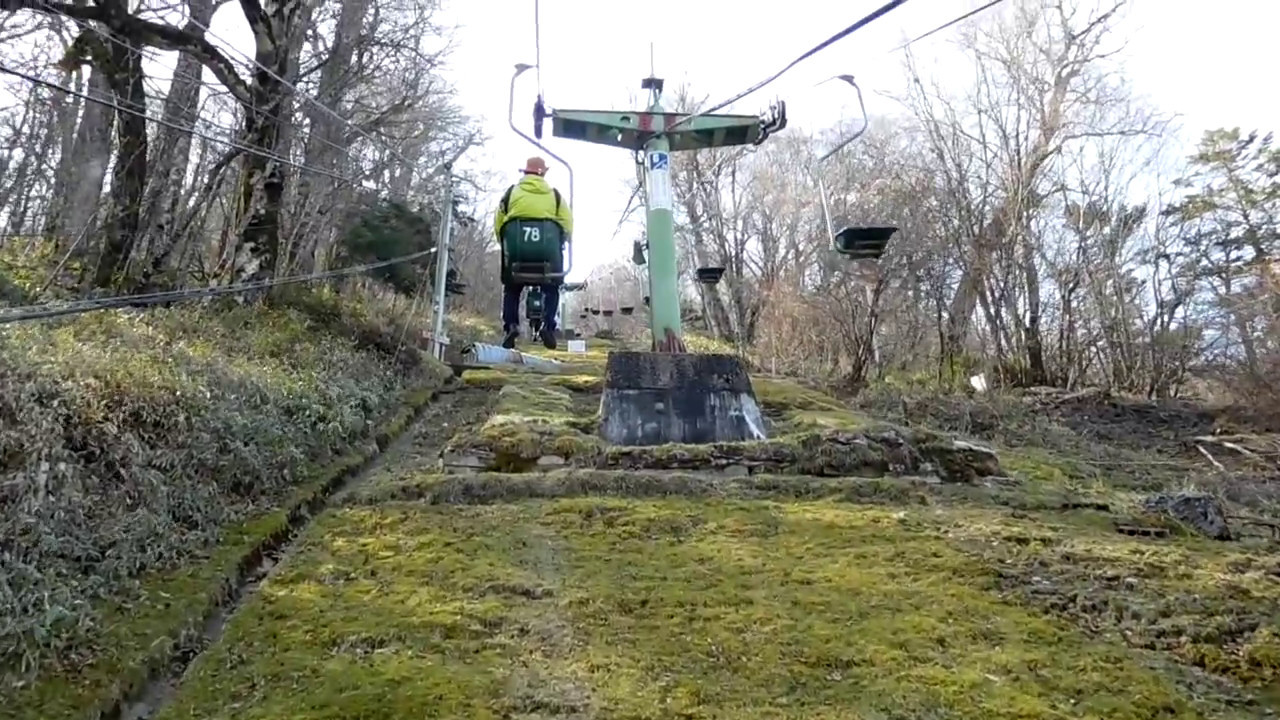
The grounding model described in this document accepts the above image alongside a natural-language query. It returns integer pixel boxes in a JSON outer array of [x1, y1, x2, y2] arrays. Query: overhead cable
[[891, 0, 1008, 52], [668, 0, 912, 131], [0, 248, 440, 325], [0, 63, 361, 185]]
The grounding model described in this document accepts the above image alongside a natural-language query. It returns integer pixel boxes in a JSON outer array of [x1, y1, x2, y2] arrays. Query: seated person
[[492, 156, 573, 350]]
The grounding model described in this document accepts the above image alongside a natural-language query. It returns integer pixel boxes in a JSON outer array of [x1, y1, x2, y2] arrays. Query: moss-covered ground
[[20, 335, 1279, 717], [156, 500, 1268, 719]]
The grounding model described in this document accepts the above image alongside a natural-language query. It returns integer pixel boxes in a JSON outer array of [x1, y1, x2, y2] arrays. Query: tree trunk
[[231, 0, 311, 283], [94, 36, 149, 288], [47, 68, 114, 246], [139, 0, 213, 278], [294, 0, 368, 272]]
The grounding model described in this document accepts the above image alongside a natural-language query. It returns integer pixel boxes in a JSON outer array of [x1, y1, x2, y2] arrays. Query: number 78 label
[[523, 226, 542, 242]]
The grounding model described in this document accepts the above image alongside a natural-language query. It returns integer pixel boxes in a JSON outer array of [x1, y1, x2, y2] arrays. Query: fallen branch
[[1191, 435, 1259, 458], [1226, 514, 1280, 539], [1195, 443, 1226, 471]]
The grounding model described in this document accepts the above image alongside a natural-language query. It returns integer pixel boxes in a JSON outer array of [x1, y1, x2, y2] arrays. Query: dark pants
[[502, 284, 559, 332]]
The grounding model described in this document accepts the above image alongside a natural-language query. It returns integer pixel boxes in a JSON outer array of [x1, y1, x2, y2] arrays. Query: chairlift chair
[[696, 266, 725, 286], [620, 306, 635, 316], [632, 238, 647, 266], [814, 75, 899, 261], [504, 64, 577, 286], [525, 287, 545, 336]]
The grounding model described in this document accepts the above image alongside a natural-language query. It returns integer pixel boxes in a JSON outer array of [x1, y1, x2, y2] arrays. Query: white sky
[[432, 0, 1279, 282], [5, 0, 1276, 283]]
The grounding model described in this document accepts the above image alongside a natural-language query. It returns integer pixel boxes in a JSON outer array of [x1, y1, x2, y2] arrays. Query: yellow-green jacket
[[493, 174, 574, 240]]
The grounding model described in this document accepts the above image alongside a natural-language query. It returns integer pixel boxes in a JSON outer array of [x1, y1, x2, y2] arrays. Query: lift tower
[[527, 72, 786, 446]]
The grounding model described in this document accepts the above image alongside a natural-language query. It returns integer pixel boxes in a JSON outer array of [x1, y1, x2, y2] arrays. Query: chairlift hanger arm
[[816, 75, 868, 164], [813, 74, 898, 261], [507, 63, 575, 282], [509, 64, 575, 212]]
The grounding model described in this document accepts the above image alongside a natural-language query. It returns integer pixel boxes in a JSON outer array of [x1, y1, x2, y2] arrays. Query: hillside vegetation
[[1, 0, 1278, 716], [0, 288, 458, 717], [111, 339, 1278, 720]]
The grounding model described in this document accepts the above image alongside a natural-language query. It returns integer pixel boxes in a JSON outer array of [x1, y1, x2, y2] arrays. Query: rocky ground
[[17, 338, 1279, 719]]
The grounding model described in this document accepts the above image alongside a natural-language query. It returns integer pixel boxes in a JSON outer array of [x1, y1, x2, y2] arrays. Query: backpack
[[501, 184, 562, 218]]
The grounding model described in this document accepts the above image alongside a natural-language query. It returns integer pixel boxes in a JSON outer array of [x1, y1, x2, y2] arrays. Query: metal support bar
[[430, 164, 456, 361]]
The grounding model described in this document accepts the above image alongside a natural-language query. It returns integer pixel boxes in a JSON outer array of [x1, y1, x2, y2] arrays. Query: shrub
[[0, 293, 442, 681]]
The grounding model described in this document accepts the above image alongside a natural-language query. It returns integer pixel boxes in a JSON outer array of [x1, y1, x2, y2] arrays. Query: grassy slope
[[154, 339, 1278, 717], [0, 293, 453, 719]]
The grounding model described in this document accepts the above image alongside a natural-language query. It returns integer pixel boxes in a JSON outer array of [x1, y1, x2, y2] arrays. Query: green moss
[[752, 377, 845, 413], [683, 332, 737, 354], [2, 382, 440, 720], [449, 382, 602, 470], [343, 469, 939, 508], [157, 500, 1256, 719], [785, 408, 874, 432], [750, 377, 882, 439], [462, 368, 601, 393]]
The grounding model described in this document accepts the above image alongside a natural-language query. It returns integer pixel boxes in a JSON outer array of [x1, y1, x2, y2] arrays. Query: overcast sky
[[431, 0, 1279, 281], [5, 0, 1276, 284]]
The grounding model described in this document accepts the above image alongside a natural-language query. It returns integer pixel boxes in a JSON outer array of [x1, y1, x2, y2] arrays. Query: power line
[[0, 63, 361, 185], [668, 0, 912, 132], [891, 0, 1008, 53], [670, 0, 1011, 131], [41, 3, 361, 163], [0, 247, 439, 324]]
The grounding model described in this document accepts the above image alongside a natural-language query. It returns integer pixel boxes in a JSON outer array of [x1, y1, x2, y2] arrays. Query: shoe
[[501, 327, 519, 349], [539, 325, 557, 350]]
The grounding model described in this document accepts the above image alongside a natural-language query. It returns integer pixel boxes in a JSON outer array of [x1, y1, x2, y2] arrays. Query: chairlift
[[643, 295, 650, 307], [620, 306, 635, 316], [591, 308, 600, 316], [503, 64, 576, 286], [696, 266, 725, 286], [815, 75, 898, 261], [525, 287, 545, 322], [602, 309, 615, 318], [632, 238, 647, 266]]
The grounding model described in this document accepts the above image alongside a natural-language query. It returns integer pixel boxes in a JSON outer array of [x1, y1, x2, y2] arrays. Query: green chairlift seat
[[525, 287, 545, 320], [525, 286, 545, 335], [500, 218, 567, 286]]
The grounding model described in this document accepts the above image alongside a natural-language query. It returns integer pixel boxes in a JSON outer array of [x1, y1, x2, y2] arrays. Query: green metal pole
[[642, 98, 682, 352]]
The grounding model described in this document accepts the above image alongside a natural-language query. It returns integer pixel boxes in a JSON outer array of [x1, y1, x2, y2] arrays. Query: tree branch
[[4, 0, 252, 105]]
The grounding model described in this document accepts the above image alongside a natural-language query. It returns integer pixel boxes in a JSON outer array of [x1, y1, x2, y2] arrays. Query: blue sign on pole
[[649, 152, 669, 171]]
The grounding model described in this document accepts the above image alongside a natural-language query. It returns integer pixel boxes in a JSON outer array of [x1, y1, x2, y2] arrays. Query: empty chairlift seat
[[832, 226, 898, 260]]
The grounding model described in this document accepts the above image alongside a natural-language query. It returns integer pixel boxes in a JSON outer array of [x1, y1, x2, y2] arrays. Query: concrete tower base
[[598, 351, 768, 446]]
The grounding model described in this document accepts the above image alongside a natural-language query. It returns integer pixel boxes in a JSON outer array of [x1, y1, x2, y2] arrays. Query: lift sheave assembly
[[505, 60, 894, 447]]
